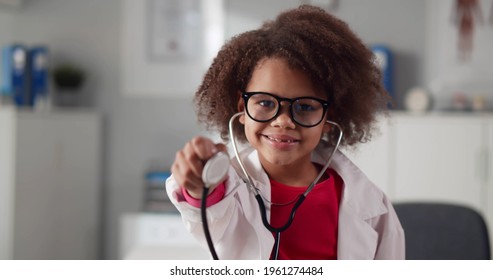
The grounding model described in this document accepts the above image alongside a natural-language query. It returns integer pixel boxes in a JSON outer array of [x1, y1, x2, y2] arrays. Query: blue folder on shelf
[[1, 44, 29, 106], [28, 46, 49, 106]]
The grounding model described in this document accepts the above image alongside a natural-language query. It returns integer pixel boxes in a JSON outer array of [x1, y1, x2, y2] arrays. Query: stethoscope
[[200, 112, 343, 260]]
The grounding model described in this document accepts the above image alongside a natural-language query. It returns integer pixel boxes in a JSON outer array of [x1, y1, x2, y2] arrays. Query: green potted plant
[[52, 63, 86, 107], [52, 63, 86, 90]]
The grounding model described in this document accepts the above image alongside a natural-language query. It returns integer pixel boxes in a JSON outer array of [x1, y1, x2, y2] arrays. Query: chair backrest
[[393, 202, 491, 260]]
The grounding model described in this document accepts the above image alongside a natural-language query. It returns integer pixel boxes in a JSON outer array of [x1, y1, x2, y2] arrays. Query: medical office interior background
[[1, 0, 493, 260]]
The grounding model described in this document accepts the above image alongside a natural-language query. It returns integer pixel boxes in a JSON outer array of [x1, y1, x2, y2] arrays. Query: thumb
[[214, 143, 228, 154]]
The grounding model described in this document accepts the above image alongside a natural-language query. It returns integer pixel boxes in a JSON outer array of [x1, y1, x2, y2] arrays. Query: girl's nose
[[271, 104, 295, 129]]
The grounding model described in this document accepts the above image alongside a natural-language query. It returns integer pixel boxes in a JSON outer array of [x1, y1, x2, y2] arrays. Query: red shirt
[[269, 169, 342, 259], [182, 169, 343, 260]]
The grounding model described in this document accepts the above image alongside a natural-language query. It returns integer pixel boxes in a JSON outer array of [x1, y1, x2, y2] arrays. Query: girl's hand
[[171, 136, 227, 199]]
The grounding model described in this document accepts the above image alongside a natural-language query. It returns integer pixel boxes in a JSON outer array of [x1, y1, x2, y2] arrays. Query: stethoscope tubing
[[201, 186, 219, 260]]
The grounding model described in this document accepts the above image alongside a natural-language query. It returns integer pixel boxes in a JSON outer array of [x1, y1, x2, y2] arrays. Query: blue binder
[[28, 46, 49, 106], [1, 47, 12, 99], [371, 45, 394, 105], [1, 44, 29, 106]]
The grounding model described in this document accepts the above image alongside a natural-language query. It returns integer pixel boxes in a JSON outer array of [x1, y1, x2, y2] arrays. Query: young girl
[[166, 5, 405, 260]]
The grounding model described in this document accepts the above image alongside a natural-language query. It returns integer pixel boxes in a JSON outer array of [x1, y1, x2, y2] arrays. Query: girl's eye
[[258, 100, 276, 108], [295, 103, 316, 112]]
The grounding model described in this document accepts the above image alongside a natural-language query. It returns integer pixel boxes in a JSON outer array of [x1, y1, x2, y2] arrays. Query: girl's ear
[[323, 121, 332, 133], [323, 111, 333, 133], [237, 93, 246, 124]]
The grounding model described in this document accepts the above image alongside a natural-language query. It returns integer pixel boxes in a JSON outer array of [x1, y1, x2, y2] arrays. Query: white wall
[[1, 0, 429, 259], [0, 8, 13, 46]]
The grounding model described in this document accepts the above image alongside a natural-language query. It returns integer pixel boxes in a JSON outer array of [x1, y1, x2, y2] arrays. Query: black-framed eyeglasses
[[242, 92, 330, 128]]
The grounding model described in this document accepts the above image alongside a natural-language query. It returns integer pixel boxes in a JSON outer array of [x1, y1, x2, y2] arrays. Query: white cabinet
[[346, 112, 493, 252], [119, 213, 209, 260], [0, 107, 102, 259], [392, 115, 485, 208]]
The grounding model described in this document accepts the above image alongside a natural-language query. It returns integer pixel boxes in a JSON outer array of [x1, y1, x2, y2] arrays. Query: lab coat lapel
[[335, 151, 388, 259], [337, 197, 379, 259], [313, 147, 387, 259], [231, 148, 275, 259]]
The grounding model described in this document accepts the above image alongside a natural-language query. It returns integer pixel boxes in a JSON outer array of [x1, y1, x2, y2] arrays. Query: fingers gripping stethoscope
[[201, 112, 343, 260]]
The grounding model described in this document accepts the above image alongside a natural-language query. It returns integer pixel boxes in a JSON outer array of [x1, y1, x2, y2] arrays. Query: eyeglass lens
[[246, 93, 326, 127]]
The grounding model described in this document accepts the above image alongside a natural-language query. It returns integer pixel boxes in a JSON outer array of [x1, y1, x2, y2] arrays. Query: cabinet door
[[14, 112, 101, 259], [392, 115, 484, 210], [0, 108, 16, 259]]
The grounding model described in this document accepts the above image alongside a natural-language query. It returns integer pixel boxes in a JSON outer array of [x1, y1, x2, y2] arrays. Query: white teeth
[[267, 136, 295, 143]]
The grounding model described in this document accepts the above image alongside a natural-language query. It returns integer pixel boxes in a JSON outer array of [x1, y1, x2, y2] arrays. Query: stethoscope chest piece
[[202, 151, 230, 188]]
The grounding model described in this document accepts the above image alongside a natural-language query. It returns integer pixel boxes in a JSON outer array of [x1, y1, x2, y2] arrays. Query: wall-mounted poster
[[147, 0, 201, 62], [121, 0, 224, 97], [426, 0, 493, 99]]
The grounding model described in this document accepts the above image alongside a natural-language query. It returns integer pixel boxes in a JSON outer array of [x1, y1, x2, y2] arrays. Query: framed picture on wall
[[147, 0, 202, 62], [121, 0, 224, 97]]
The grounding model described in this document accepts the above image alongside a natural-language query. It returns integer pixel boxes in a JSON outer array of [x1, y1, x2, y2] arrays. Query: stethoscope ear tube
[[229, 112, 259, 195], [303, 120, 343, 196]]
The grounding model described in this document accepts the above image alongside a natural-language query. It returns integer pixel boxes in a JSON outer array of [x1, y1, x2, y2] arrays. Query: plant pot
[[54, 89, 82, 107]]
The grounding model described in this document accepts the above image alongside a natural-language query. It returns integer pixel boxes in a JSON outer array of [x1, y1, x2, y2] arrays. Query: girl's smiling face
[[238, 57, 331, 171]]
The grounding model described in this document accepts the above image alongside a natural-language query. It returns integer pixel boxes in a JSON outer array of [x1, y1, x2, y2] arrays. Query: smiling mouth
[[264, 135, 300, 143]]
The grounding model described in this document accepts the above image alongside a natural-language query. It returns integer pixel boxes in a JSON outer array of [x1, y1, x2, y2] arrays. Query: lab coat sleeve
[[166, 172, 236, 236], [371, 195, 406, 260], [165, 168, 263, 259]]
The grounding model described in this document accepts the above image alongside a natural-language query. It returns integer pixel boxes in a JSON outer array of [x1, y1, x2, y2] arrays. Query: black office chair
[[393, 202, 491, 260]]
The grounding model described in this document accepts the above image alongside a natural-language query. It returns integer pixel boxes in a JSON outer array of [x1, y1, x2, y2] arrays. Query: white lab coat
[[166, 142, 405, 259]]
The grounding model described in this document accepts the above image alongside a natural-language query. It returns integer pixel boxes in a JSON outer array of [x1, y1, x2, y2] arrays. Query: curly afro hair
[[194, 5, 391, 147]]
